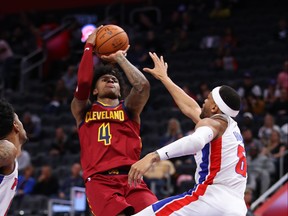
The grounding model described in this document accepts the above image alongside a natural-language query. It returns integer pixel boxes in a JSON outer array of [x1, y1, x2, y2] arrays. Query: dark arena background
[[1, 0, 287, 215]]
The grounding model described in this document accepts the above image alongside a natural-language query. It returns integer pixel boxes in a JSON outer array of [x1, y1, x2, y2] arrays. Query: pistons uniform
[[0, 161, 18, 216], [136, 114, 247, 216], [78, 101, 157, 216]]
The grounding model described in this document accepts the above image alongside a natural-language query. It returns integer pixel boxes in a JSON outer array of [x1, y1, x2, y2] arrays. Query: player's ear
[[211, 103, 219, 114], [13, 121, 20, 133], [93, 88, 98, 96]]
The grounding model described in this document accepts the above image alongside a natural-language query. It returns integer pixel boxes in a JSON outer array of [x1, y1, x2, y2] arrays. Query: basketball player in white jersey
[[0, 98, 28, 215], [128, 53, 248, 216]]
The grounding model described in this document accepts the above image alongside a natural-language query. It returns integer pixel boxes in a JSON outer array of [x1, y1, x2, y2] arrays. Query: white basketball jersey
[[0, 160, 18, 216], [194, 114, 247, 198]]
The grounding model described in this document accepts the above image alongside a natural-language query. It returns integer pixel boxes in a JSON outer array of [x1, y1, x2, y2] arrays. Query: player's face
[[14, 113, 28, 145], [200, 93, 215, 119], [12, 113, 28, 156], [94, 74, 121, 99]]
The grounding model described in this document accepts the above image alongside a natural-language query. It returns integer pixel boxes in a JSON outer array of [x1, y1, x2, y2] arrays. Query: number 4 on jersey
[[98, 123, 112, 145]]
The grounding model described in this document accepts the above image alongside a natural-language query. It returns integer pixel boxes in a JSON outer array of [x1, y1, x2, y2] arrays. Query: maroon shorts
[[85, 174, 158, 216]]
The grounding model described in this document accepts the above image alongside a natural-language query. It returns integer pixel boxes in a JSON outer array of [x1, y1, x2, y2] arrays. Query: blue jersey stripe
[[198, 143, 210, 183]]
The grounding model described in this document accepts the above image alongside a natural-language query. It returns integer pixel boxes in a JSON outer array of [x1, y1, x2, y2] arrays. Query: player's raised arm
[[143, 52, 201, 124], [101, 47, 150, 123], [71, 26, 103, 126]]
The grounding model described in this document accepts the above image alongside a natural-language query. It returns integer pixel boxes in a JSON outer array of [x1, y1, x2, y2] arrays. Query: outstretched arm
[[101, 48, 150, 123], [71, 26, 103, 126], [128, 118, 220, 186], [143, 52, 201, 124]]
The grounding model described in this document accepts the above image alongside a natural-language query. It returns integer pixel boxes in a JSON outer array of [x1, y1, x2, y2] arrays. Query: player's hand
[[101, 45, 130, 63], [128, 152, 160, 187], [86, 25, 104, 46], [143, 52, 169, 81]]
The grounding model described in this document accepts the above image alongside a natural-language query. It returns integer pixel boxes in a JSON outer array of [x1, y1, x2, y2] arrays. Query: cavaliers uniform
[[0, 161, 18, 216], [134, 114, 247, 216], [78, 101, 157, 216]]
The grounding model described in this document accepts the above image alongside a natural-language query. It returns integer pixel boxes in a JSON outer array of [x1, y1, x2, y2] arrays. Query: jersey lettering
[[235, 145, 247, 177], [11, 177, 18, 190]]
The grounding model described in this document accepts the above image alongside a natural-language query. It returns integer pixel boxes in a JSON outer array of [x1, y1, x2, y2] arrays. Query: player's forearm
[[161, 77, 201, 123], [74, 43, 94, 100], [116, 55, 149, 93], [157, 126, 214, 160]]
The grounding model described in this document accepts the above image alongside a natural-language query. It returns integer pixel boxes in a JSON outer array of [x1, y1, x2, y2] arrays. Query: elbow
[[136, 79, 150, 94], [142, 79, 150, 91]]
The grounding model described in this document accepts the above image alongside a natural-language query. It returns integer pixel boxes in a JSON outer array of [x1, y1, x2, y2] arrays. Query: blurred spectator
[[159, 118, 183, 147], [196, 81, 211, 104], [0, 39, 17, 90], [241, 127, 264, 155], [143, 160, 176, 199], [222, 47, 238, 72], [273, 17, 288, 42], [209, 0, 231, 19], [145, 30, 165, 55], [134, 12, 155, 32], [239, 112, 258, 137], [244, 187, 255, 216], [128, 37, 149, 69], [258, 113, 281, 147], [44, 78, 71, 113], [237, 72, 262, 99], [246, 144, 275, 196], [199, 27, 221, 50], [16, 164, 36, 196], [180, 11, 194, 32], [17, 149, 31, 173], [49, 126, 69, 156], [33, 164, 59, 198], [264, 129, 287, 180], [280, 123, 288, 145], [246, 92, 265, 116], [22, 111, 42, 141], [54, 78, 72, 104], [61, 64, 78, 92], [220, 26, 238, 49], [59, 163, 84, 200], [263, 79, 281, 111], [269, 88, 288, 117], [277, 60, 288, 91], [170, 29, 193, 53]]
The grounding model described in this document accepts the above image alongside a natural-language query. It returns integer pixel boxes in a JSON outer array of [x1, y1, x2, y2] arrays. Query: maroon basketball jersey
[[78, 100, 142, 180]]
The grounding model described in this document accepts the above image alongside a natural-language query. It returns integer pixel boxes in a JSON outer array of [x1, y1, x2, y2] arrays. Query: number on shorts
[[98, 123, 112, 145], [235, 145, 247, 177]]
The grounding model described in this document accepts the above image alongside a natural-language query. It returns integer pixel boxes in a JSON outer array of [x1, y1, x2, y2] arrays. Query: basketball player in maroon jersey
[[71, 27, 157, 216]]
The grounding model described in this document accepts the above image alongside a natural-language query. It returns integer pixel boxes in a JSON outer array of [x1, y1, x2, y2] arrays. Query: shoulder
[[196, 118, 222, 129], [0, 140, 17, 174], [196, 117, 227, 137]]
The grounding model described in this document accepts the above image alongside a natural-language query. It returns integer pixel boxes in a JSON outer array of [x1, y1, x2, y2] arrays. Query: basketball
[[95, 24, 129, 57]]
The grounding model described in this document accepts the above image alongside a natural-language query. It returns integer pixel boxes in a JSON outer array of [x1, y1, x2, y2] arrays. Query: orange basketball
[[95, 24, 129, 57]]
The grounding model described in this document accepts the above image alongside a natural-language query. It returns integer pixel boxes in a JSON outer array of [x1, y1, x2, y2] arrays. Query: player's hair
[[0, 98, 15, 139], [212, 85, 241, 117], [219, 85, 241, 111], [90, 64, 127, 102]]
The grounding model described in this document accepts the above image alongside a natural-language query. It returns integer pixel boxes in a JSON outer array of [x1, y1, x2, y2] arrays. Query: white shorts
[[133, 184, 247, 216]]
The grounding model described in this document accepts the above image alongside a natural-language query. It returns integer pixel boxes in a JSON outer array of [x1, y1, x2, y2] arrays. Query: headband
[[211, 86, 239, 117]]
